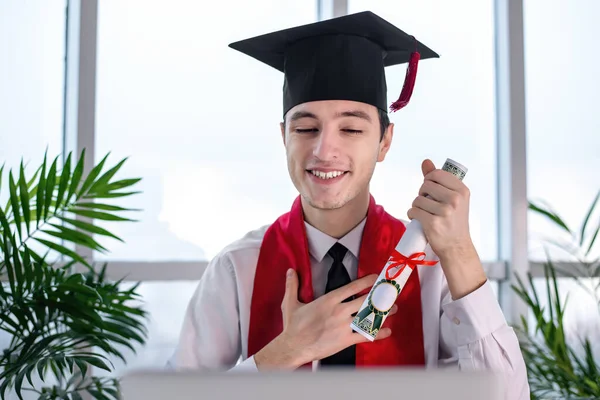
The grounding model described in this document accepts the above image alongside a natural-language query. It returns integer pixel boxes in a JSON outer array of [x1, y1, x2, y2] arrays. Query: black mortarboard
[[228, 11, 439, 117]]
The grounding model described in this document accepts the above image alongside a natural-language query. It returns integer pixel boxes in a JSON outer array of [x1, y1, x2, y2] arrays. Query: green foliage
[[513, 189, 600, 399], [0, 150, 148, 400]]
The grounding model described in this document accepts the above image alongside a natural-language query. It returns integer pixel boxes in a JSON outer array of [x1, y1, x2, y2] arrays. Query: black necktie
[[320, 242, 356, 367]]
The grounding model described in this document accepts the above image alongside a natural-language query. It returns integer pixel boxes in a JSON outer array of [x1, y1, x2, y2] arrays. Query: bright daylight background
[[1, 0, 599, 376]]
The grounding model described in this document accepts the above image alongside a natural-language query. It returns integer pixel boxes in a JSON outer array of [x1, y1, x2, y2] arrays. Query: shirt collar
[[304, 218, 367, 262]]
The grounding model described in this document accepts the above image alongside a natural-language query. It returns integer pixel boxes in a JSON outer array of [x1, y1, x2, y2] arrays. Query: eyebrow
[[288, 110, 372, 123], [289, 111, 318, 122], [335, 110, 372, 123]]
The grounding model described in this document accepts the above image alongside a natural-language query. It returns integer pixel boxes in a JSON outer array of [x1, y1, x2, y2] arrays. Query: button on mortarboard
[[228, 11, 439, 117]]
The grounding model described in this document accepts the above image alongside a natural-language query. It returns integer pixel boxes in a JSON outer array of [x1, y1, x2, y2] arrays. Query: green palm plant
[[0, 149, 149, 400], [512, 189, 600, 399]]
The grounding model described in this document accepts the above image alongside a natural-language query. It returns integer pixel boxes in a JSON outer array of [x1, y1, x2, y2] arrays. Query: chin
[[302, 193, 350, 210]]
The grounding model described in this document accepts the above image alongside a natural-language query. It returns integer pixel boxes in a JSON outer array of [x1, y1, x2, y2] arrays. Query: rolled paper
[[350, 158, 468, 341]]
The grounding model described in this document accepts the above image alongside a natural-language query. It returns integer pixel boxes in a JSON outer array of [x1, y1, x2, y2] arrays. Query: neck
[[301, 191, 370, 239]]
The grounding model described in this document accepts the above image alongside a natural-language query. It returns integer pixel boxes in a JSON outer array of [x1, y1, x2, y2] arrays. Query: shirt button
[[453, 317, 460, 325]]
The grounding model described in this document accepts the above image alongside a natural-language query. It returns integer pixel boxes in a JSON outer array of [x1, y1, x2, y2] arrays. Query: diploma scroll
[[350, 158, 468, 341]]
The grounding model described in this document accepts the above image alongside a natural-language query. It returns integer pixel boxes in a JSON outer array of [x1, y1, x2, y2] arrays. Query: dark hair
[[378, 108, 390, 141], [282, 107, 390, 141]]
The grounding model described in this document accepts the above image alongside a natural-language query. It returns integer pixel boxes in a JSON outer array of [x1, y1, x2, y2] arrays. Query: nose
[[312, 126, 340, 161]]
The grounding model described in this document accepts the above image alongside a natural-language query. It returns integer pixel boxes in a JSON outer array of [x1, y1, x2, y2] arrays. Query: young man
[[168, 11, 529, 399]]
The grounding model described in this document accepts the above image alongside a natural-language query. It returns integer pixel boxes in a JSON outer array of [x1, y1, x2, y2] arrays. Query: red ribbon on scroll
[[385, 249, 438, 280]]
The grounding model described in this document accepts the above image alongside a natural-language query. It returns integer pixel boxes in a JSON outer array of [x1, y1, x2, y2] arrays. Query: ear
[[377, 122, 394, 162], [280, 122, 286, 145]]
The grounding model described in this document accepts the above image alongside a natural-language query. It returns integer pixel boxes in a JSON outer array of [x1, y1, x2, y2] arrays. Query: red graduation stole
[[247, 195, 426, 366]]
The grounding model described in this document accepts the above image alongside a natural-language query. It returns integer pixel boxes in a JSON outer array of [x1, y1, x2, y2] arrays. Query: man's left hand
[[407, 159, 487, 299], [407, 159, 473, 260]]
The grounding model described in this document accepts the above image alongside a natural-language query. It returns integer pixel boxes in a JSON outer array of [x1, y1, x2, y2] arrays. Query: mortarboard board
[[228, 11, 439, 118]]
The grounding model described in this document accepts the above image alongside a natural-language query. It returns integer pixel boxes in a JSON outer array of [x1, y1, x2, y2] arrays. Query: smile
[[308, 170, 348, 180]]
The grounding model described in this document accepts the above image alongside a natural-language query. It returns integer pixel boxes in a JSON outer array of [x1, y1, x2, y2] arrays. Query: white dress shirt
[[168, 218, 530, 399]]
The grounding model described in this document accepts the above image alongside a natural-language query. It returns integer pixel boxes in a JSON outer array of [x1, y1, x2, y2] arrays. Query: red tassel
[[389, 50, 420, 112]]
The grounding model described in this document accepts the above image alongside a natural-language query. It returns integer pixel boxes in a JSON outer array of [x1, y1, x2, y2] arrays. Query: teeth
[[310, 170, 345, 180]]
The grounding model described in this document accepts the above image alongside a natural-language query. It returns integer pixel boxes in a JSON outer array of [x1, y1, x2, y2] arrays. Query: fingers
[[349, 327, 393, 345], [412, 195, 449, 217], [341, 294, 368, 315], [282, 268, 300, 313], [342, 297, 398, 317], [374, 327, 392, 340], [342, 307, 397, 347], [422, 159, 468, 196], [331, 274, 377, 303], [421, 159, 436, 177], [407, 205, 429, 222], [418, 180, 453, 204], [424, 168, 465, 192]]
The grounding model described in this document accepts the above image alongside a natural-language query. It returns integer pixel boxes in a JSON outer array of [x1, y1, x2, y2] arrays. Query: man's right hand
[[254, 268, 396, 370]]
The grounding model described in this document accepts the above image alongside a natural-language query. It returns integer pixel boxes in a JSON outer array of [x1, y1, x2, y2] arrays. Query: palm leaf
[[71, 208, 135, 222], [57, 215, 123, 243], [25, 161, 43, 191], [73, 358, 88, 382], [0, 162, 4, 198], [77, 153, 109, 198], [75, 356, 111, 372], [580, 190, 600, 246], [87, 157, 128, 195], [8, 172, 23, 242], [21, 244, 43, 289], [18, 161, 31, 237], [585, 219, 600, 258], [104, 178, 141, 192], [55, 153, 72, 211], [43, 223, 108, 253], [0, 310, 21, 336], [43, 157, 58, 221], [67, 149, 86, 204], [2, 229, 18, 297], [35, 154, 47, 228], [14, 366, 30, 399], [0, 205, 13, 248], [21, 166, 43, 212], [1, 150, 146, 398], [514, 241, 600, 398], [529, 200, 572, 235], [63, 273, 101, 296], [76, 202, 135, 212], [11, 237, 25, 299], [33, 238, 91, 268], [98, 319, 146, 345], [581, 339, 599, 382], [85, 190, 142, 199]]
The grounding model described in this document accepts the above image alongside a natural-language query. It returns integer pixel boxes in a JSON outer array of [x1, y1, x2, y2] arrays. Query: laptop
[[119, 368, 505, 400]]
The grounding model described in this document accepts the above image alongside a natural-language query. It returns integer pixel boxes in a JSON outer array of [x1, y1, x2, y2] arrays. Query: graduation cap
[[228, 11, 439, 118]]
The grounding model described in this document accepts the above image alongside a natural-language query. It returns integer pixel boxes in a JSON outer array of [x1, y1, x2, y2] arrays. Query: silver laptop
[[120, 368, 505, 400]]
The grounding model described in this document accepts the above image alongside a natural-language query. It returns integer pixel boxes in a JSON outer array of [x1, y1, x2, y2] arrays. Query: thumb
[[282, 268, 300, 312], [421, 159, 436, 177]]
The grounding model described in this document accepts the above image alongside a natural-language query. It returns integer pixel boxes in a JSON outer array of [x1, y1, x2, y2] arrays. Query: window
[[94, 0, 318, 262], [0, 0, 67, 391], [524, 0, 600, 353], [348, 0, 499, 262], [524, 0, 600, 262], [0, 0, 66, 186], [93, 281, 200, 376]]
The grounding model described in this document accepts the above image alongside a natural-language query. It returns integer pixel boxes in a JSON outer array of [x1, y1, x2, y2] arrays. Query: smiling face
[[281, 100, 393, 211]]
